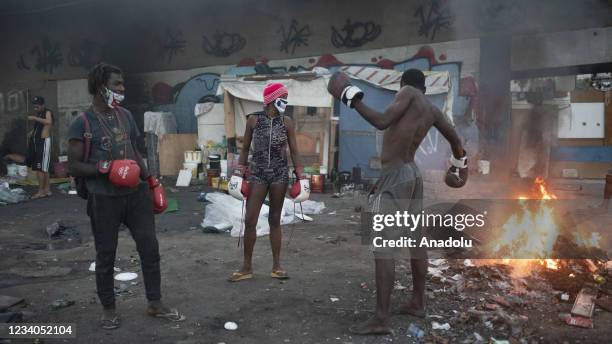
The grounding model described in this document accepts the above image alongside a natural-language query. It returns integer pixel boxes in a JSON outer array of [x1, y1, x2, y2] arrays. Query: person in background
[[26, 96, 54, 199]]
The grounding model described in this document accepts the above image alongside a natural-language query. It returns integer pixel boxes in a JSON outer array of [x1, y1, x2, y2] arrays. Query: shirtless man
[[328, 69, 467, 334], [26, 96, 54, 198]]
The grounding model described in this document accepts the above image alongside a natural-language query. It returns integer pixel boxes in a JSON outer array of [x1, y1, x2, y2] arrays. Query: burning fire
[[491, 177, 563, 275], [492, 177, 560, 262]]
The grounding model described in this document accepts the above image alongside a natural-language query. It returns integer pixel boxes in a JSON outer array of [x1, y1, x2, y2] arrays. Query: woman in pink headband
[[229, 82, 305, 282]]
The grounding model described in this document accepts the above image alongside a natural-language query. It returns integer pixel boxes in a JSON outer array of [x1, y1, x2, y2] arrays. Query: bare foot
[[397, 300, 426, 318], [348, 317, 392, 335]]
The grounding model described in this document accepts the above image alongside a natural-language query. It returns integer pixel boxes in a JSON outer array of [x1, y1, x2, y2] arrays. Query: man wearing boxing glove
[[67, 63, 183, 330], [328, 69, 466, 335], [228, 82, 304, 282]]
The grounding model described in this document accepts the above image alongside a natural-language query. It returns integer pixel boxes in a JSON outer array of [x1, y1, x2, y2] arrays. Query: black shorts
[[26, 137, 51, 172]]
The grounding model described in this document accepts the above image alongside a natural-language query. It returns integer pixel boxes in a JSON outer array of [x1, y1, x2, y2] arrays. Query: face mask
[[274, 98, 288, 114], [102, 87, 125, 108]]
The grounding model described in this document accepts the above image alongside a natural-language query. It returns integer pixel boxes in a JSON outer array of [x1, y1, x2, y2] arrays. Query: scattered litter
[[450, 273, 463, 281], [560, 293, 570, 301], [430, 259, 447, 267], [114, 272, 138, 281], [491, 295, 511, 308], [484, 303, 498, 311], [0, 184, 27, 204], [164, 198, 179, 213], [407, 323, 425, 338], [49, 299, 75, 310], [593, 295, 612, 313], [463, 259, 475, 267], [431, 321, 451, 330], [359, 282, 368, 289], [571, 288, 597, 318], [473, 332, 484, 342], [175, 169, 192, 187], [45, 221, 67, 237], [393, 281, 407, 290], [89, 262, 120, 273], [328, 211, 337, 215], [490, 339, 510, 344], [224, 321, 238, 331], [560, 313, 593, 329], [329, 296, 340, 302]]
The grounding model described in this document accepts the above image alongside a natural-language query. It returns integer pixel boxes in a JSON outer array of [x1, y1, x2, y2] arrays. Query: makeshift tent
[[216, 73, 334, 169]]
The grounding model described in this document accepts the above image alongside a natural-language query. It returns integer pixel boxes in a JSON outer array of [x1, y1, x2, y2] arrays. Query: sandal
[[101, 315, 121, 330], [146, 308, 186, 322], [228, 271, 254, 282], [270, 269, 289, 280]]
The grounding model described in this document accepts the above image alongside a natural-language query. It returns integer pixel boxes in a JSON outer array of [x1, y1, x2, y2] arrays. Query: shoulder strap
[[79, 112, 92, 162]]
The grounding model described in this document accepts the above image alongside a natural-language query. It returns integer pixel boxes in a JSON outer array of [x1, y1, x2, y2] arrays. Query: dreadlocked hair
[[88, 63, 122, 96]]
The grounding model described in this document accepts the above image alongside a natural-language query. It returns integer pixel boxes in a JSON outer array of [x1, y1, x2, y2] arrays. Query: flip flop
[[270, 269, 289, 279], [228, 271, 254, 282], [101, 315, 121, 330], [147, 308, 186, 322]]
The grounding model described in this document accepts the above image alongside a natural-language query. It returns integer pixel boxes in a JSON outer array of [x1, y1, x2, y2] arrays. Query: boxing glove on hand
[[445, 151, 468, 188], [107, 159, 141, 188], [228, 175, 250, 200], [327, 72, 364, 108], [290, 169, 311, 203], [147, 176, 167, 214]]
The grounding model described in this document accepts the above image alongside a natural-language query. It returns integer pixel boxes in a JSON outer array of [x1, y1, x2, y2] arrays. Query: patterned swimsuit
[[248, 112, 289, 185]]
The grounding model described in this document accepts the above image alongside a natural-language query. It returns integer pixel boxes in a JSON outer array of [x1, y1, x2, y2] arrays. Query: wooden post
[[223, 90, 236, 152]]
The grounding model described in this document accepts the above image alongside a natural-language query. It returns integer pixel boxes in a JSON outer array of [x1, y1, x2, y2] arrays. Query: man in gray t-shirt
[[67, 63, 184, 330]]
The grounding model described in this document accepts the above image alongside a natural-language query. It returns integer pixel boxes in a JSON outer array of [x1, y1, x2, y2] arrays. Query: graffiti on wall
[[414, 0, 454, 41], [17, 37, 63, 74], [331, 19, 381, 48], [0, 90, 26, 114], [67, 39, 104, 70], [202, 31, 246, 57], [156, 28, 187, 65], [279, 19, 312, 54]]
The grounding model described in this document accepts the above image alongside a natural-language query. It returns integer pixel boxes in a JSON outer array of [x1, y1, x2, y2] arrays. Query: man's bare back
[[355, 85, 463, 168]]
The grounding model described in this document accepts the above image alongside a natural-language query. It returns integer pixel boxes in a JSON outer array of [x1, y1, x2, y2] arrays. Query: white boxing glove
[[290, 179, 311, 203], [229, 175, 249, 200], [340, 85, 364, 108]]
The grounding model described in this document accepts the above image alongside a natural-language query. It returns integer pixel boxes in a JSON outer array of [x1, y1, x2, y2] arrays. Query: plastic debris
[[431, 321, 451, 330], [114, 272, 138, 281], [407, 323, 425, 338], [224, 321, 238, 331], [329, 296, 340, 302], [49, 299, 75, 310], [560, 293, 570, 301], [463, 259, 475, 267]]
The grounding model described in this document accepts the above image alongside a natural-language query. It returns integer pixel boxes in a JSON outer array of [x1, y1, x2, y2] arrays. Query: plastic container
[[208, 154, 221, 170], [184, 150, 202, 164], [183, 162, 198, 179], [207, 169, 220, 186], [310, 175, 324, 193]]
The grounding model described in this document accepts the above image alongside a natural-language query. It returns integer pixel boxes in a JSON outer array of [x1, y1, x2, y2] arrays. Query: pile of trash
[[402, 259, 612, 343], [0, 182, 27, 205], [200, 192, 325, 236]]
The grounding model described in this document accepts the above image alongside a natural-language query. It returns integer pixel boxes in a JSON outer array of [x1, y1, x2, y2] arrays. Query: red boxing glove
[[107, 159, 141, 188], [147, 176, 167, 214]]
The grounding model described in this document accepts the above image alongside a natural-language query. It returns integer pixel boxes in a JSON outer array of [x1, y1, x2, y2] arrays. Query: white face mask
[[102, 87, 125, 108], [274, 98, 288, 114]]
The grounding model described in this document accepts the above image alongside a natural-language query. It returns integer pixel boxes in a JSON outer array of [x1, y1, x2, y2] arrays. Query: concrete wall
[[3, 0, 612, 166]]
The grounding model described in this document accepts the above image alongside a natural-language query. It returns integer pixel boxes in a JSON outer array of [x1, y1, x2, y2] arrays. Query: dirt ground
[[0, 176, 611, 344]]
